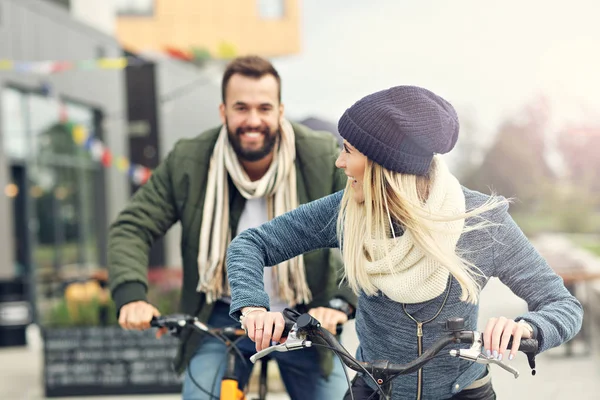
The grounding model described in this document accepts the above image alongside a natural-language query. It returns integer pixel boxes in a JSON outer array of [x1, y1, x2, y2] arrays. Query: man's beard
[[227, 121, 279, 162]]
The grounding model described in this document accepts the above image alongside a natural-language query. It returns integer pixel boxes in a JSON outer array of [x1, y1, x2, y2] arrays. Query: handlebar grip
[[149, 314, 194, 329], [511, 338, 538, 354], [280, 309, 344, 336], [281, 308, 300, 337], [280, 320, 343, 336], [483, 337, 538, 354]]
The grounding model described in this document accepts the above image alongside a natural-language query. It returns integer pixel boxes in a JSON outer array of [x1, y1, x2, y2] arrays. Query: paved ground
[[1, 278, 599, 399]]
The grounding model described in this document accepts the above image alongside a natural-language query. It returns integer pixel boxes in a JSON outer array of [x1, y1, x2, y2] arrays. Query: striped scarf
[[196, 119, 312, 306]]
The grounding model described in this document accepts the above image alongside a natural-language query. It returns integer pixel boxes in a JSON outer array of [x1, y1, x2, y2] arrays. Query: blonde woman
[[225, 86, 582, 399]]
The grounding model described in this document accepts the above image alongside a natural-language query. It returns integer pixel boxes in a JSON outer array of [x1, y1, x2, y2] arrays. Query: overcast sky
[[273, 0, 600, 142]]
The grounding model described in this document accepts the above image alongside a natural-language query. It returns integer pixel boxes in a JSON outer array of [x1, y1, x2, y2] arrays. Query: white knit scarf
[[196, 119, 312, 305], [363, 157, 465, 304]]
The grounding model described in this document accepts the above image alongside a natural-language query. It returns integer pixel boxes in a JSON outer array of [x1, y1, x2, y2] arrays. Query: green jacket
[[108, 122, 355, 375]]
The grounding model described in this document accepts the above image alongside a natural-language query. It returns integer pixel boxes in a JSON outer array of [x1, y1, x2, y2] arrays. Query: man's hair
[[221, 55, 281, 103]]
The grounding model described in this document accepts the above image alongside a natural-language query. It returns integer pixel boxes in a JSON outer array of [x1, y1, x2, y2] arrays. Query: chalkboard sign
[[43, 326, 183, 397]]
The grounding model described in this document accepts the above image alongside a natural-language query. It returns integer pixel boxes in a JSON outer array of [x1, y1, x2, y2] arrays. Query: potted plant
[[42, 268, 183, 397]]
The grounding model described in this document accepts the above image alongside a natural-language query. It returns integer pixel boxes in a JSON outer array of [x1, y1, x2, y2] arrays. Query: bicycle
[[151, 314, 270, 400], [249, 309, 539, 400]]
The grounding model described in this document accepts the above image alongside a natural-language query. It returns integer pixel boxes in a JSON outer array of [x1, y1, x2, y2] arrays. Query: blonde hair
[[336, 159, 507, 304]]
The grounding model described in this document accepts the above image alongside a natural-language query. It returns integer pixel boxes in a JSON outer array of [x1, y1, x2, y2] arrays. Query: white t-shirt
[[235, 198, 288, 312]]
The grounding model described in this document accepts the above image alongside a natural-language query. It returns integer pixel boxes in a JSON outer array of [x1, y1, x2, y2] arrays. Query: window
[[116, 0, 154, 16], [1, 87, 105, 278], [2, 88, 28, 159], [29, 96, 101, 271], [258, 0, 285, 19]]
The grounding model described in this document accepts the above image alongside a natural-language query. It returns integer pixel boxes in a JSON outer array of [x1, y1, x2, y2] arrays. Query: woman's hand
[[240, 307, 286, 352], [483, 316, 533, 361]]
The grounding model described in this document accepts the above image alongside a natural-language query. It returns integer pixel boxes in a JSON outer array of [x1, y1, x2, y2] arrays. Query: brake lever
[[485, 355, 520, 378], [450, 348, 520, 379], [449, 331, 519, 378], [155, 319, 206, 339], [249, 323, 312, 363]]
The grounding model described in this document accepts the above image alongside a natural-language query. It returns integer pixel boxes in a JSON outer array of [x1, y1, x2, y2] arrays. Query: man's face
[[219, 74, 284, 162]]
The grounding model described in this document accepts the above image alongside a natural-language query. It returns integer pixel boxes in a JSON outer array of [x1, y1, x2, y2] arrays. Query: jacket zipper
[[402, 278, 453, 400], [416, 322, 424, 400]]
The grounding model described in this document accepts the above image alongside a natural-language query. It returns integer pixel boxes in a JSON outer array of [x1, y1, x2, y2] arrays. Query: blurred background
[[0, 0, 599, 399]]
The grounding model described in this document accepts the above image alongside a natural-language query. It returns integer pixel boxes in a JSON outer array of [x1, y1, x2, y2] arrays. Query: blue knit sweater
[[226, 189, 583, 399]]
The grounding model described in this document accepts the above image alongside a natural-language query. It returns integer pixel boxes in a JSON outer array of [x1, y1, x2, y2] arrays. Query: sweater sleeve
[[226, 191, 343, 319], [491, 205, 583, 352]]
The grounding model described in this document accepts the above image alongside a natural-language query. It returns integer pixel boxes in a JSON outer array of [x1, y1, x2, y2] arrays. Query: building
[[0, 0, 309, 336], [115, 0, 301, 58], [0, 0, 224, 319], [124, 56, 222, 268], [300, 116, 342, 146], [0, 0, 131, 333], [0, 0, 130, 279]]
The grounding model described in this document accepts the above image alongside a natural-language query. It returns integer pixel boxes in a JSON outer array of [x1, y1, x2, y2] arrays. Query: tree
[[463, 98, 554, 213], [557, 126, 600, 194], [449, 109, 487, 181]]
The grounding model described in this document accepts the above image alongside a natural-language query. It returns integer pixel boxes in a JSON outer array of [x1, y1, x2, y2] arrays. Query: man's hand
[[118, 301, 162, 337], [308, 307, 348, 335]]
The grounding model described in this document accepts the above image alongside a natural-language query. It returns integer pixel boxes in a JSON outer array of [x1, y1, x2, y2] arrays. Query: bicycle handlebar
[[253, 311, 538, 381], [150, 311, 538, 400], [150, 314, 247, 342]]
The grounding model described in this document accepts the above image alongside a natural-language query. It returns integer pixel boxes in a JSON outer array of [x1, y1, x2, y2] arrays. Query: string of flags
[[66, 121, 153, 186], [0, 41, 238, 75], [0, 57, 148, 75], [36, 80, 154, 186]]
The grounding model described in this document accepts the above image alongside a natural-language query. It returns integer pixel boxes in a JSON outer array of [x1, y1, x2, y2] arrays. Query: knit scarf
[[197, 119, 312, 306], [363, 156, 465, 304]]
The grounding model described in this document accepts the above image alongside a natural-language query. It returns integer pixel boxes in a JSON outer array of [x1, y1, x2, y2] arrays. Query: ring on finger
[[255, 327, 264, 331]]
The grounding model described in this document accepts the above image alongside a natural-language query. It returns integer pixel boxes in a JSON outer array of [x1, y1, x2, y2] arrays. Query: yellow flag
[[0, 60, 14, 70], [97, 58, 128, 69], [116, 156, 130, 171], [216, 42, 237, 59], [72, 125, 88, 145]]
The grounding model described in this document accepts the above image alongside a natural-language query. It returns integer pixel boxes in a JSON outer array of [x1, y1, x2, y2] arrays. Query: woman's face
[[335, 140, 368, 203]]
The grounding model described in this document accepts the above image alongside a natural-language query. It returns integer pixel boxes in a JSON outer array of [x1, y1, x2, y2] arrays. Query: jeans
[[182, 301, 348, 400]]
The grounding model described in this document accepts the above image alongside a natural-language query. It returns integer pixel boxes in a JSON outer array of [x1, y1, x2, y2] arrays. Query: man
[[108, 55, 356, 400]]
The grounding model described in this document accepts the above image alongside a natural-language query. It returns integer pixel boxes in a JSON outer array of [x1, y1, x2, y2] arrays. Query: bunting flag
[[68, 122, 152, 186], [0, 41, 239, 76], [36, 81, 153, 186], [0, 57, 148, 75]]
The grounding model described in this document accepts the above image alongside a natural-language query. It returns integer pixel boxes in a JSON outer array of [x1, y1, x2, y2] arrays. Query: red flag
[[101, 150, 113, 167], [164, 46, 193, 61], [140, 168, 152, 184]]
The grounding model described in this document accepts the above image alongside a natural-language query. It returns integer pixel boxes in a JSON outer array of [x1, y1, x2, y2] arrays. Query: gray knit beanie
[[337, 85, 459, 176]]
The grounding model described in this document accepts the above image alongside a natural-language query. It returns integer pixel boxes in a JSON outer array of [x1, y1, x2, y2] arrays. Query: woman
[[225, 86, 583, 399]]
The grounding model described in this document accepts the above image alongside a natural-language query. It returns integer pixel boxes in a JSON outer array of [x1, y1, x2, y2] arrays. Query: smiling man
[[107, 56, 355, 400]]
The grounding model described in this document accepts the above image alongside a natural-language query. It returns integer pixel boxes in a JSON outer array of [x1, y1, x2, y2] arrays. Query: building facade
[[1, 0, 305, 330], [0, 0, 129, 317], [115, 0, 301, 58]]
